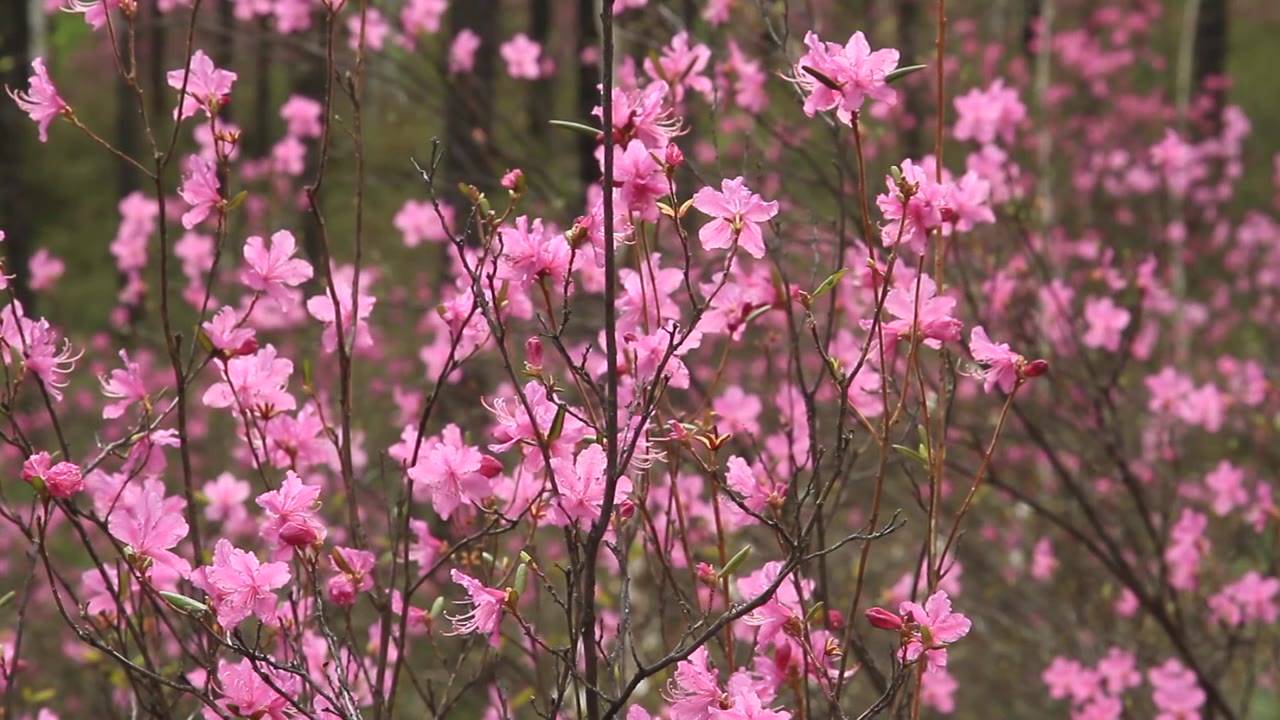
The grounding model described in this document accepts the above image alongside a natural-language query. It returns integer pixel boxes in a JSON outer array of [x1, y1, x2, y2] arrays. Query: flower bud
[[1022, 358, 1050, 378], [865, 606, 904, 631], [525, 336, 544, 368], [477, 455, 504, 479], [501, 168, 525, 193], [664, 143, 684, 173]]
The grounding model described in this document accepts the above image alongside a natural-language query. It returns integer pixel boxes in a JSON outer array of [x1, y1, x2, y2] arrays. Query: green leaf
[[886, 64, 928, 84], [549, 120, 602, 137], [811, 268, 848, 300], [195, 327, 215, 355], [547, 404, 567, 443], [718, 546, 752, 579], [160, 591, 209, 616], [225, 190, 249, 212], [892, 444, 928, 468]]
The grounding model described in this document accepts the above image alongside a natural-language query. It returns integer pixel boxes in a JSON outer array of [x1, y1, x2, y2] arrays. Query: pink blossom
[[1095, 647, 1142, 695], [919, 667, 959, 714], [880, 274, 963, 349], [256, 471, 326, 547], [207, 658, 300, 720], [968, 325, 1022, 393], [1082, 296, 1131, 352], [401, 0, 447, 38], [1148, 659, 1205, 720], [406, 424, 497, 520], [445, 569, 507, 647], [107, 485, 191, 578], [548, 444, 633, 527], [496, 216, 572, 289], [876, 159, 948, 254], [241, 230, 314, 308], [6, 58, 67, 143], [789, 31, 899, 124], [1208, 571, 1280, 627], [449, 29, 482, 74], [178, 156, 222, 229], [63, 0, 120, 30], [643, 31, 714, 103], [203, 344, 296, 418], [167, 50, 237, 120], [22, 452, 84, 498], [1203, 460, 1247, 516], [393, 199, 453, 247], [345, 7, 390, 51], [191, 538, 290, 627], [279, 95, 323, 138], [1042, 657, 1101, 704], [898, 591, 972, 673], [500, 33, 542, 80], [953, 79, 1026, 145], [594, 81, 682, 149], [692, 177, 779, 260], [1164, 509, 1208, 591], [201, 472, 251, 525], [306, 272, 376, 353], [99, 350, 148, 419], [327, 546, 376, 607], [202, 306, 258, 357], [27, 248, 65, 291], [663, 646, 724, 720], [610, 139, 668, 222]]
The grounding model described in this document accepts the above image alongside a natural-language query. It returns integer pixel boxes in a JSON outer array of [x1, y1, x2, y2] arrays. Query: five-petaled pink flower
[[6, 58, 68, 143], [241, 230, 314, 308], [692, 177, 779, 259], [178, 156, 222, 229], [968, 325, 1022, 393], [547, 444, 633, 527], [876, 591, 972, 674], [327, 546, 376, 607], [790, 31, 899, 125], [256, 471, 327, 547], [21, 452, 84, 499], [191, 538, 291, 627], [209, 659, 300, 720], [167, 49, 237, 120], [108, 485, 191, 578], [445, 569, 508, 647], [879, 274, 963, 349], [500, 33, 543, 80]]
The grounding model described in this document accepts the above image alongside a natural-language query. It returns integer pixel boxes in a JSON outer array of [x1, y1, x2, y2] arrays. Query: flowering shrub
[[0, 0, 1276, 718]]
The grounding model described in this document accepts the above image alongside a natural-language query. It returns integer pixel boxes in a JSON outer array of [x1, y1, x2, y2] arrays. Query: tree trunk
[[446, 0, 499, 201], [0, 0, 33, 308], [1193, 0, 1229, 134], [576, 0, 602, 191], [897, 0, 924, 158]]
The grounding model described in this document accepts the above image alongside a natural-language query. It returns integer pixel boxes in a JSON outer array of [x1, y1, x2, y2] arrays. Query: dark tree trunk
[[576, 0, 602, 192], [446, 0, 499, 200], [529, 0, 553, 141], [897, 0, 924, 158], [0, 0, 34, 308], [1023, 0, 1042, 58], [1193, 0, 1229, 135]]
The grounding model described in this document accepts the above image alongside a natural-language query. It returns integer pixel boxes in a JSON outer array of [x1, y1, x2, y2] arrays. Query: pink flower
[[191, 539, 290, 627], [203, 344, 296, 418], [99, 350, 148, 419], [789, 31, 899, 124], [1082, 296, 1130, 352], [167, 50, 237, 121], [548, 444, 633, 527], [663, 646, 724, 720], [500, 33, 542, 80], [876, 159, 948, 254], [1164, 509, 1208, 591], [107, 485, 191, 578], [496, 216, 572, 289], [1204, 460, 1247, 516], [27, 248, 65, 291], [919, 667, 959, 714], [6, 58, 67, 143], [306, 272, 376, 353], [208, 658, 299, 720], [64, 0, 120, 30], [326, 546, 376, 607], [610, 139, 667, 222], [1095, 648, 1141, 695], [393, 199, 453, 247], [406, 424, 497, 520], [1209, 571, 1280, 627], [445, 569, 507, 647], [880, 274, 963, 349], [692, 177, 779, 260], [1148, 659, 1205, 720], [21, 452, 84, 498], [178, 156, 222, 229], [201, 472, 251, 524], [400, 0, 447, 38], [738, 561, 807, 646], [241, 230, 313, 308], [256, 471, 326, 547], [865, 606, 904, 630], [952, 79, 1026, 146], [897, 591, 971, 673], [712, 688, 790, 720], [449, 29, 482, 74], [202, 306, 258, 357], [968, 325, 1022, 393], [1042, 657, 1100, 704], [643, 31, 714, 103], [279, 95, 323, 138]]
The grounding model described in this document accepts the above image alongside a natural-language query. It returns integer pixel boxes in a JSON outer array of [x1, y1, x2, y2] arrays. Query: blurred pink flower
[[6, 58, 67, 143]]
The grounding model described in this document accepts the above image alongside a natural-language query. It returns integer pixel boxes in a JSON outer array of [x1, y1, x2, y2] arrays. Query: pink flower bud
[[327, 575, 357, 607], [826, 608, 846, 631], [22, 452, 84, 499], [477, 456, 504, 479], [501, 168, 525, 192], [525, 336, 544, 367], [664, 142, 684, 170], [1022, 358, 1050, 378], [278, 519, 325, 547], [617, 498, 635, 521], [865, 606, 904, 631]]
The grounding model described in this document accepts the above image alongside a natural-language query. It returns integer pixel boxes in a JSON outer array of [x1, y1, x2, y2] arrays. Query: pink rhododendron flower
[[327, 546, 376, 607], [406, 424, 498, 520], [191, 538, 291, 627], [968, 325, 1022, 392], [178, 156, 222, 229], [449, 29, 482, 74], [547, 444, 633, 527], [445, 569, 507, 647], [241, 230, 314, 308], [256, 471, 326, 547], [6, 58, 67, 143], [1082, 296, 1131, 352], [897, 591, 972, 673], [692, 177, 780, 260], [1208, 571, 1280, 627], [203, 344, 296, 418], [21, 452, 84, 498], [789, 31, 899, 124], [306, 273, 376, 353], [167, 50, 237, 120], [643, 31, 714, 103], [1148, 659, 1205, 720], [279, 94, 323, 138], [64, 0, 120, 30], [663, 646, 724, 720], [879, 274, 963, 349], [500, 33, 543, 80], [207, 658, 300, 720], [99, 350, 148, 419], [1203, 460, 1247, 516], [27, 248, 64, 291], [953, 79, 1027, 145], [107, 485, 191, 578]]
